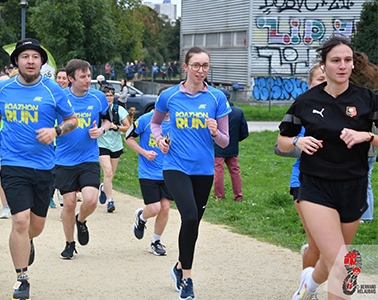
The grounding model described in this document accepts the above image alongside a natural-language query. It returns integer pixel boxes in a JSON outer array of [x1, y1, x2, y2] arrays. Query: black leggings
[[164, 170, 213, 270]]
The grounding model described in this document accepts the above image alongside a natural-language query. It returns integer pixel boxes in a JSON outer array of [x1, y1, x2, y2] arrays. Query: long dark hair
[[120, 78, 127, 91], [316, 34, 378, 92]]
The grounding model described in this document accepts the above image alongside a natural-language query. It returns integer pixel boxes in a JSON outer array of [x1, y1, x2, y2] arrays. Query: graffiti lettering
[[252, 77, 309, 101], [257, 47, 314, 75], [257, 17, 355, 44], [257, 17, 300, 44], [260, 0, 354, 15]]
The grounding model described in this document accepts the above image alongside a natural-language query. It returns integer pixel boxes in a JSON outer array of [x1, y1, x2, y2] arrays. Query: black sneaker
[[170, 262, 183, 292], [76, 213, 89, 245], [12, 278, 30, 300], [60, 241, 77, 260], [179, 278, 195, 300], [149, 240, 167, 256], [28, 239, 34, 266], [133, 208, 146, 239]]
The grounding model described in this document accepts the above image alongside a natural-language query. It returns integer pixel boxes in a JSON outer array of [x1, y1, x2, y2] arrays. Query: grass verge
[[113, 131, 378, 259]]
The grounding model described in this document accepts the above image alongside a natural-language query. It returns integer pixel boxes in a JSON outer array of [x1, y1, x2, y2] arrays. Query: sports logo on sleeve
[[346, 106, 357, 118]]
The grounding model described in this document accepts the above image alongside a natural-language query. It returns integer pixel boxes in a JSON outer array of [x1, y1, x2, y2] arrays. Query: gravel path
[[0, 190, 376, 299]]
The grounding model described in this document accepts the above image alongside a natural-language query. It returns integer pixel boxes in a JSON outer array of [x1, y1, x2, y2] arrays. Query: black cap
[[10, 38, 48, 67]]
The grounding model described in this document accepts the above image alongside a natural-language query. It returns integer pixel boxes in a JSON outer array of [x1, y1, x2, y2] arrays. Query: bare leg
[[294, 200, 320, 269], [9, 210, 31, 269], [99, 156, 114, 200], [300, 201, 360, 299], [77, 186, 98, 222], [154, 198, 171, 236], [61, 192, 77, 242]]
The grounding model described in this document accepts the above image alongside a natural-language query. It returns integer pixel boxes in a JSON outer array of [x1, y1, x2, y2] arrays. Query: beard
[[18, 68, 40, 83]]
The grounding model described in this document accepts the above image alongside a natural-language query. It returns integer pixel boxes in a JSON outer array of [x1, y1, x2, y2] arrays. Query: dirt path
[[0, 190, 376, 299]]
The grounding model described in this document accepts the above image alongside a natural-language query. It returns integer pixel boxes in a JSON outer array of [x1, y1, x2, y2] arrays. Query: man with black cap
[[213, 89, 249, 202], [0, 38, 78, 300]]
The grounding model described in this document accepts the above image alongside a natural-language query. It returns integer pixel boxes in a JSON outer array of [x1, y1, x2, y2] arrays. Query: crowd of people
[[124, 60, 180, 84], [0, 34, 377, 300]]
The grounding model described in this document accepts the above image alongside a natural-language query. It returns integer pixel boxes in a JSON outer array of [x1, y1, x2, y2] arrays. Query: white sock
[[107, 198, 113, 203], [152, 233, 161, 243], [140, 211, 147, 222], [3, 205, 9, 209], [306, 272, 320, 293]]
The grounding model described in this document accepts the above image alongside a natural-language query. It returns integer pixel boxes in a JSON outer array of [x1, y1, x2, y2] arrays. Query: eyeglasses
[[188, 63, 210, 71]]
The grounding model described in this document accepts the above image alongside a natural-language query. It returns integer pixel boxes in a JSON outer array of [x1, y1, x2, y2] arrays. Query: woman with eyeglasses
[[151, 46, 231, 300]]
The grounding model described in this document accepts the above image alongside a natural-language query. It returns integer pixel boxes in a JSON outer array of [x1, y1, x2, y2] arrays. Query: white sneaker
[[300, 244, 309, 257], [0, 207, 10, 219], [292, 267, 317, 300]]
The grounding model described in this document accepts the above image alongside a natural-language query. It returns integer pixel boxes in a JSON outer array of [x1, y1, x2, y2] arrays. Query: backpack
[[108, 97, 120, 127]]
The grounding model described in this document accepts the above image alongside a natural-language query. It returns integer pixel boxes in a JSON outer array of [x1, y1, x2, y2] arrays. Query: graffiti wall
[[252, 0, 363, 100]]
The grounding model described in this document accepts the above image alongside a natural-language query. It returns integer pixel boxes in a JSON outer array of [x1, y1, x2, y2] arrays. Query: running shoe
[[179, 278, 195, 300], [133, 208, 146, 239], [107, 200, 115, 213], [49, 197, 57, 208], [0, 207, 10, 219], [76, 213, 89, 246], [28, 239, 34, 266], [300, 244, 309, 257], [292, 267, 317, 300], [149, 240, 167, 256], [60, 241, 77, 259], [12, 278, 30, 300], [99, 183, 106, 204], [170, 262, 183, 292]]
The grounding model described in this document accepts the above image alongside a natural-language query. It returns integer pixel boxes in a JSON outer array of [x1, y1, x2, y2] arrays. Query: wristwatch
[[100, 127, 106, 134], [369, 132, 374, 143], [55, 126, 62, 136], [293, 136, 299, 146]]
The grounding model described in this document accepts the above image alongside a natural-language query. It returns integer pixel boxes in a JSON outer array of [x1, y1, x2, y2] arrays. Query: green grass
[[233, 103, 290, 121], [113, 131, 378, 257]]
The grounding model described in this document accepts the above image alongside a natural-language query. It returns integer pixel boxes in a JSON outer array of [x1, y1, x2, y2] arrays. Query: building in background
[[180, 0, 365, 101], [144, 0, 177, 25]]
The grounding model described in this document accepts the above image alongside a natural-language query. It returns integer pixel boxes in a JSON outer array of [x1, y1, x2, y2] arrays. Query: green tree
[[30, 0, 117, 67], [0, 0, 37, 68], [352, 0, 378, 65], [163, 17, 180, 62], [109, 0, 144, 62]]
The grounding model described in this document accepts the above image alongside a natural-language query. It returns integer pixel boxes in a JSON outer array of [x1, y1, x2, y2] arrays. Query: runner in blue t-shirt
[[151, 47, 231, 300], [152, 62, 160, 80], [126, 87, 172, 256], [54, 59, 111, 260], [0, 38, 78, 300]]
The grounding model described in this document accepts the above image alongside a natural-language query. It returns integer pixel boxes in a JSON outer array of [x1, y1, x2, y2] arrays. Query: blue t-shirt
[[155, 84, 232, 175], [134, 111, 170, 180], [55, 87, 108, 166], [152, 66, 159, 74], [0, 75, 74, 170]]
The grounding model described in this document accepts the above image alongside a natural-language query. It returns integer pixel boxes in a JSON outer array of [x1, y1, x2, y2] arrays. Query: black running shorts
[[55, 162, 101, 195], [99, 148, 123, 159], [290, 187, 299, 202], [298, 173, 368, 223], [1, 166, 55, 217], [139, 179, 173, 205]]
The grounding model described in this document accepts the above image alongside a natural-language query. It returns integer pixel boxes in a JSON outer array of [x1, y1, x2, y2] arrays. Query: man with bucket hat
[[0, 38, 78, 300]]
